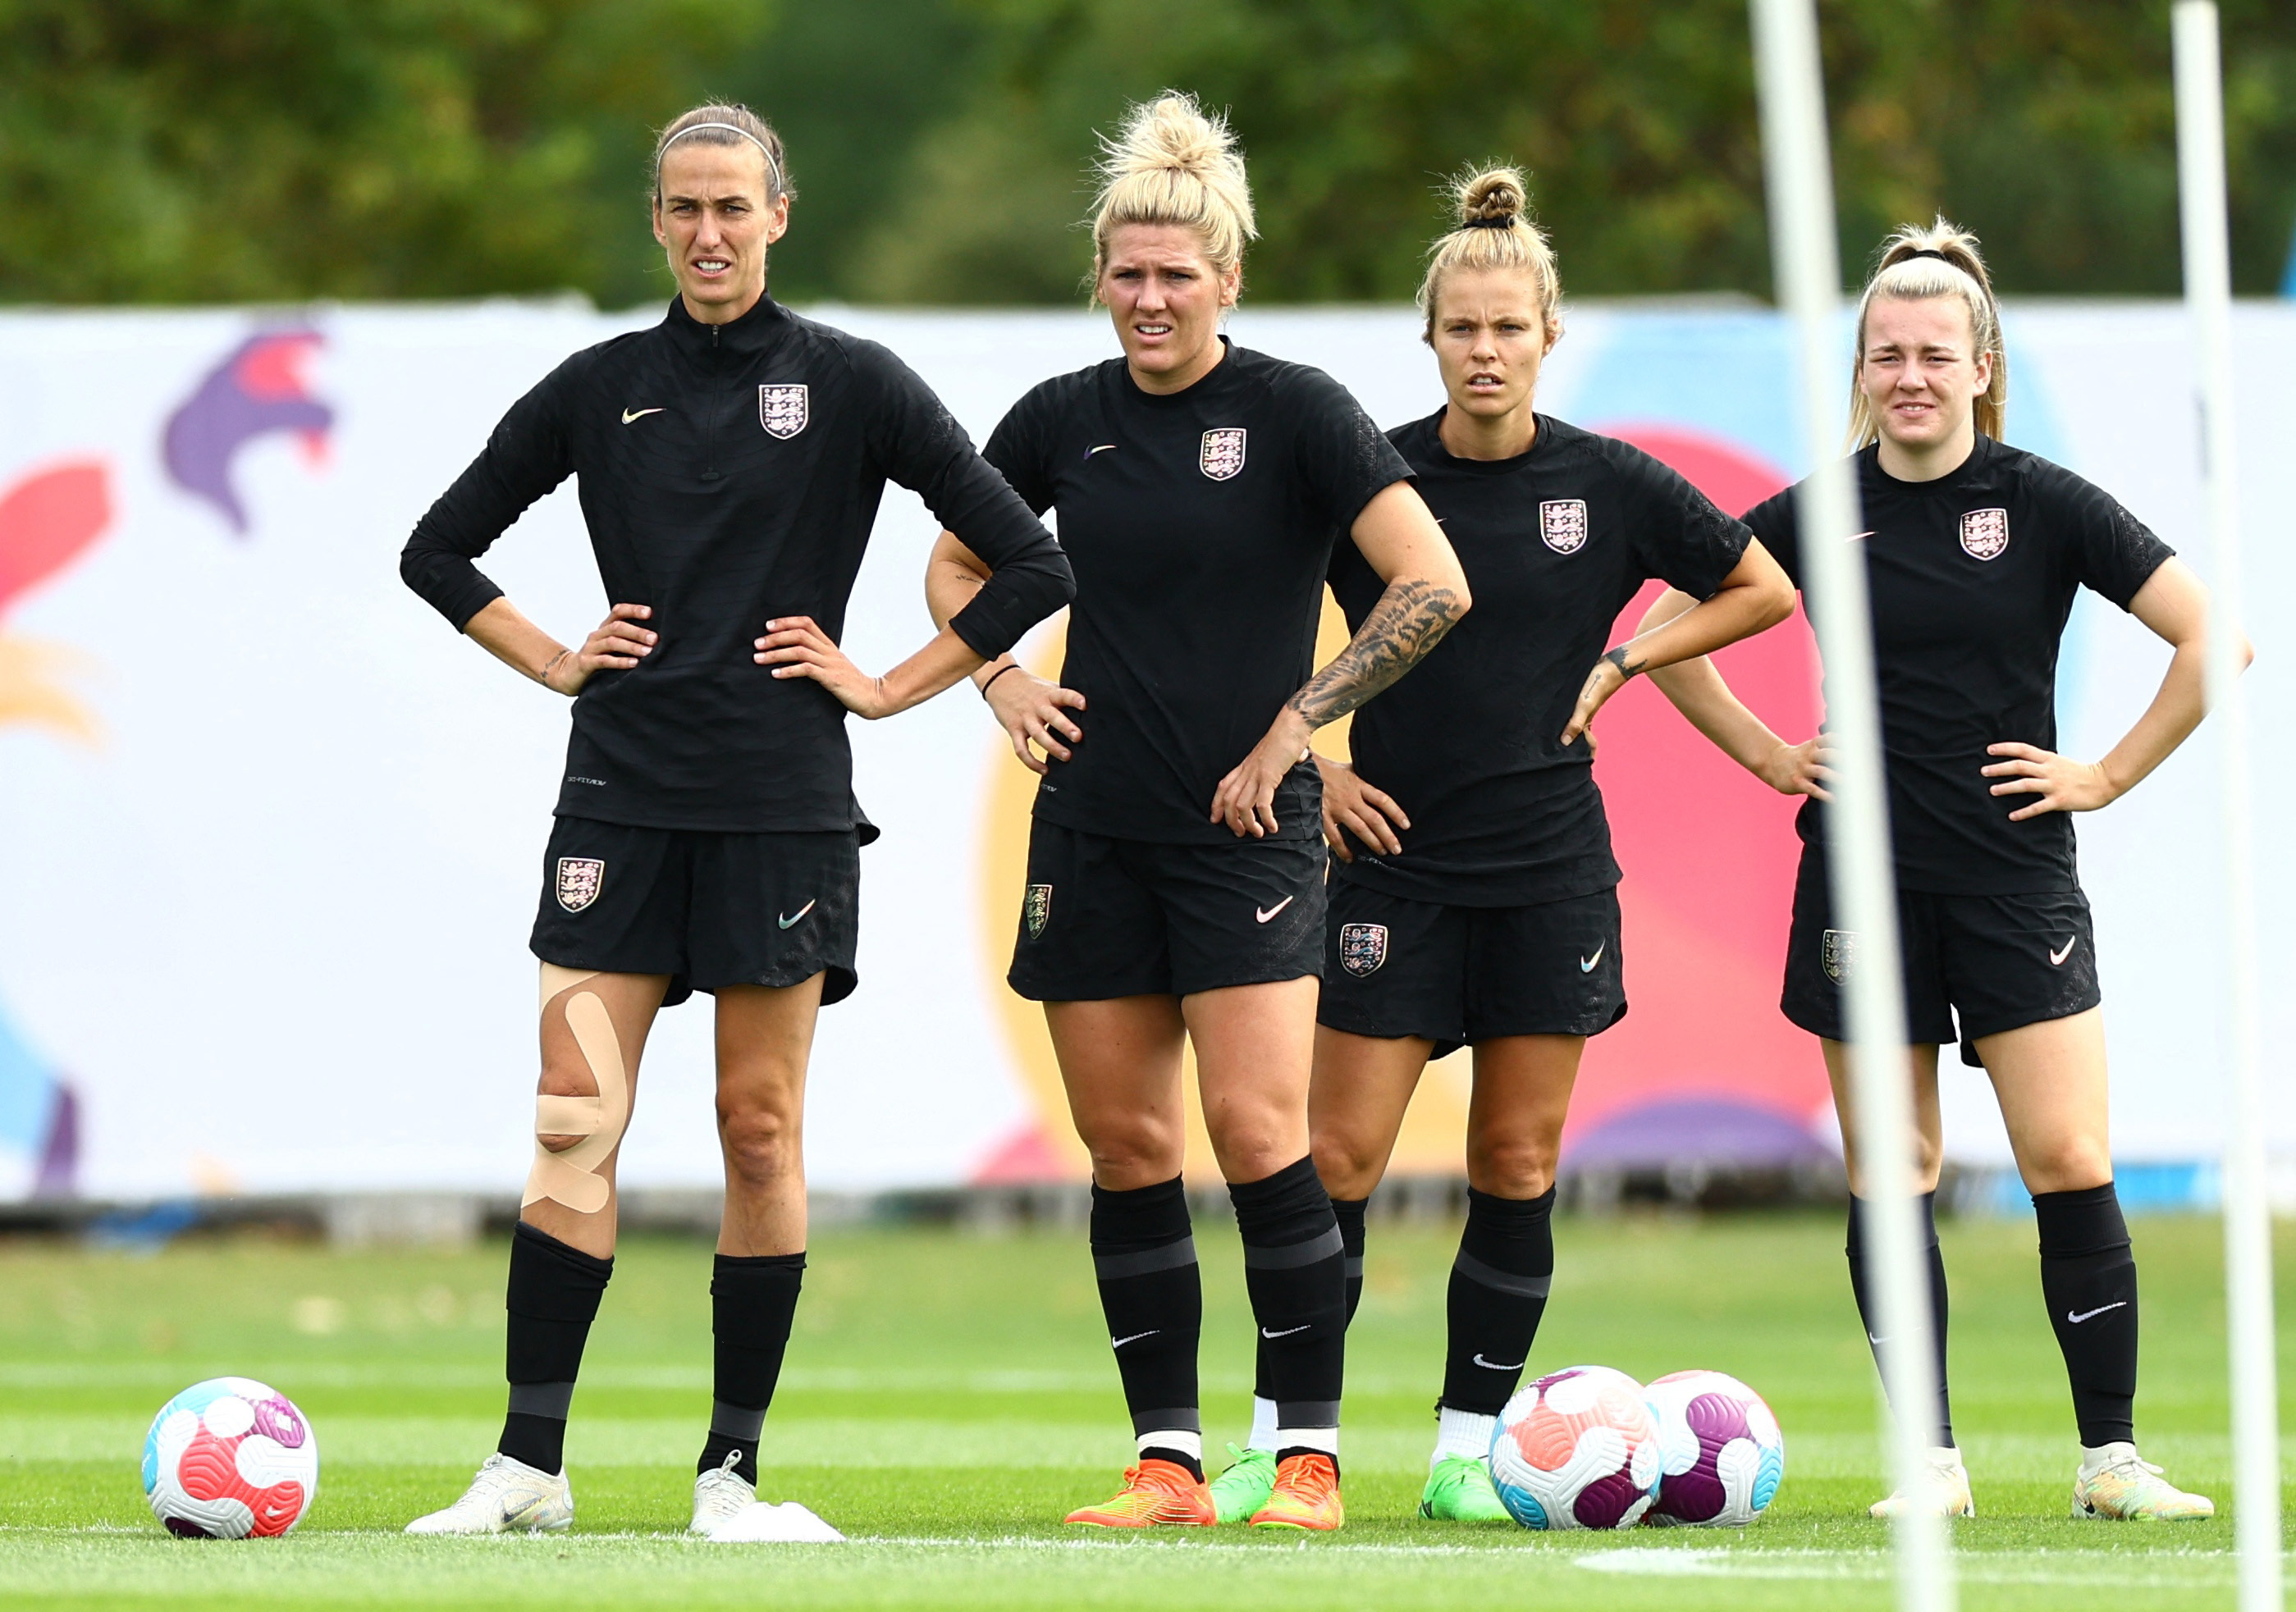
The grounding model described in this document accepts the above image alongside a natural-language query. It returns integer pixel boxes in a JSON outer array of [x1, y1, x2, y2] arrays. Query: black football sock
[[1333, 1195, 1370, 1327], [1091, 1176, 1204, 1479], [1439, 1185, 1556, 1416], [499, 1221, 613, 1474], [2034, 1183, 2138, 1447], [1230, 1157, 1346, 1474], [698, 1252, 806, 1485], [1845, 1191, 1955, 1446]]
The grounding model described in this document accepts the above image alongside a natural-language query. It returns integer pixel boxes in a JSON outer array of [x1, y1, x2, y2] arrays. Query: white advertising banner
[[0, 297, 2289, 1199]]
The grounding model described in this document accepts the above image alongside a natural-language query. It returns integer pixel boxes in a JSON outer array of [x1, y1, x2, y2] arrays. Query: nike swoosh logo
[[777, 899, 816, 929], [1850, 530, 1874, 542], [1085, 443, 1118, 457], [1109, 1329, 1159, 1349], [620, 407, 665, 423], [1867, 1334, 1888, 1346], [2049, 937, 2075, 966], [1471, 1354, 1524, 1372], [1579, 943, 1604, 972], [1255, 897, 1296, 925], [1260, 1324, 1310, 1340], [2067, 1302, 2127, 1324]]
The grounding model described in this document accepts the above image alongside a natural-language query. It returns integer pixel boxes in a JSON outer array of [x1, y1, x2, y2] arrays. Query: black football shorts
[[1007, 821, 1325, 1001], [528, 816, 861, 1008], [1781, 838, 2100, 1066], [1315, 879, 1626, 1057]]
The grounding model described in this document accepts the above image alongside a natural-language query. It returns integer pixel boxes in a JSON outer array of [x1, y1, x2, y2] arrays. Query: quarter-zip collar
[[663, 290, 790, 358]]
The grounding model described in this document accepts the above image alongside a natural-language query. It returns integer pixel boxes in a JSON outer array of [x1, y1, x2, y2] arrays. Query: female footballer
[[1639, 221, 2238, 1522], [397, 103, 1072, 1539], [1287, 168, 1795, 1523], [907, 93, 1468, 1532]]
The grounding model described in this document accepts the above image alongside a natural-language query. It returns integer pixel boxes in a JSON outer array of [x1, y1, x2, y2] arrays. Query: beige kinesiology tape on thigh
[[524, 964, 631, 1215]]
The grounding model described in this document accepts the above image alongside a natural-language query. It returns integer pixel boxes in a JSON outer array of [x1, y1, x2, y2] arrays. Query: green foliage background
[[3, 0, 2291, 308]]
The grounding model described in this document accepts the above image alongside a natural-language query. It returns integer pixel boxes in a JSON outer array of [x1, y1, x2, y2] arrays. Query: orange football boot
[[1249, 1452, 1343, 1531], [1064, 1459, 1218, 1528]]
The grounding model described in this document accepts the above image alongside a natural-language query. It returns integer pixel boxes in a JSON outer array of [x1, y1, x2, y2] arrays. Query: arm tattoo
[[1285, 578, 1465, 728], [1603, 646, 1643, 678]]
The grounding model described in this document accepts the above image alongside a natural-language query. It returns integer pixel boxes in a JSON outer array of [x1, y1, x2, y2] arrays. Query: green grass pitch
[[0, 1211, 2289, 1610]]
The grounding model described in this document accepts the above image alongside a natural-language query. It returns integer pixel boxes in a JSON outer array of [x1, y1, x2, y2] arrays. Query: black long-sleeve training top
[[400, 294, 1073, 833]]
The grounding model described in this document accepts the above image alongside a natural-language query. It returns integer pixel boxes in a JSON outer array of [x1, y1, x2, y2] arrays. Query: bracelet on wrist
[[979, 662, 1022, 699]]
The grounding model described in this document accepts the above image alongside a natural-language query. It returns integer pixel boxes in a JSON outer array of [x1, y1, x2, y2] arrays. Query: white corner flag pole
[[1749, 2, 1953, 1609], [2173, 7, 2279, 1606]]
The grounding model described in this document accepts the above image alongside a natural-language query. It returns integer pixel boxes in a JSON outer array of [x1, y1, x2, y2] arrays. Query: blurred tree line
[[4, 0, 2291, 308]]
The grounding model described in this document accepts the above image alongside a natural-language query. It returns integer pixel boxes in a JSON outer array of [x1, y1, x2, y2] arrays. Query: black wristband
[[979, 662, 1022, 699], [1602, 646, 1636, 679]]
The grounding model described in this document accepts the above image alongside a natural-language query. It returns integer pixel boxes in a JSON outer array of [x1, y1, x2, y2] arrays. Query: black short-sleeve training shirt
[[1331, 412, 1751, 906], [400, 295, 1072, 835], [1746, 434, 2173, 894], [984, 340, 1411, 844]]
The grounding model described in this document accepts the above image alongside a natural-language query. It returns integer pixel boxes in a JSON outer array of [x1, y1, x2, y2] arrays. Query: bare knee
[[2019, 1137, 2113, 1196], [717, 1099, 799, 1185], [1311, 1126, 1389, 1201], [1207, 1111, 1299, 1185], [1466, 1135, 1557, 1199], [1077, 1114, 1182, 1190]]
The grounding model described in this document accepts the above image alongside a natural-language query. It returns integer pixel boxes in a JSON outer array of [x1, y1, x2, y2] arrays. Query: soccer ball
[[143, 1377, 318, 1537], [1489, 1365, 1662, 1530], [1643, 1369, 1785, 1526]]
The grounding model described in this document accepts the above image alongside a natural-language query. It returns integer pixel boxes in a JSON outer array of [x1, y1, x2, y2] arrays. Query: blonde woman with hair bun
[[1301, 166, 1795, 1522], [1640, 219, 2243, 1523], [929, 91, 1470, 1533]]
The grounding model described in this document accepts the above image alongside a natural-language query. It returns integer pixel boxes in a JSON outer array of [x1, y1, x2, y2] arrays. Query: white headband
[[658, 122, 783, 194]]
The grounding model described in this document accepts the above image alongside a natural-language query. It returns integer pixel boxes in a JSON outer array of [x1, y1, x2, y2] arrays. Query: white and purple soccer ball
[[143, 1377, 318, 1537], [1489, 1365, 1662, 1530], [1642, 1369, 1784, 1526]]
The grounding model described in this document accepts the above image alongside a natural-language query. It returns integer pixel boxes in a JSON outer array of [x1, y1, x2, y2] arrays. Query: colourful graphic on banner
[[162, 329, 332, 535], [0, 458, 114, 1194]]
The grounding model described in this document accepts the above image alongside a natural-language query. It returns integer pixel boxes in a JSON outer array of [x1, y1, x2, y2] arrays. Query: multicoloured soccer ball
[[1489, 1364, 1662, 1530], [1643, 1369, 1785, 1526], [143, 1377, 318, 1537]]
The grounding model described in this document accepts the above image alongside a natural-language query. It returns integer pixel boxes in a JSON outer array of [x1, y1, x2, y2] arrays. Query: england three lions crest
[[1540, 499, 1589, 554], [1200, 428, 1246, 481], [1960, 506, 2009, 561], [1338, 922, 1388, 977], [758, 384, 809, 440], [556, 857, 605, 914], [1822, 928, 1857, 984], [1023, 884, 1053, 941]]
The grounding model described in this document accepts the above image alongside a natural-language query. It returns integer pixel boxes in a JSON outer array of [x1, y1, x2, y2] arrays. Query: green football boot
[[1419, 1454, 1512, 1522], [1210, 1444, 1278, 1523]]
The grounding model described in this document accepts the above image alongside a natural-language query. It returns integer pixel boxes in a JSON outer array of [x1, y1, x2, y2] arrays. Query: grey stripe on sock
[[506, 1381, 575, 1419], [1129, 1406, 1202, 1436], [1344, 1257, 1364, 1280], [1452, 1250, 1552, 1299], [1093, 1236, 1198, 1280], [1243, 1226, 1344, 1270], [708, 1400, 766, 1442], [1274, 1400, 1341, 1427]]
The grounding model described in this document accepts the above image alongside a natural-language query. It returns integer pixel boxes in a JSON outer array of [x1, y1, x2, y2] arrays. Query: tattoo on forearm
[[1603, 646, 1643, 679], [1286, 578, 1465, 728]]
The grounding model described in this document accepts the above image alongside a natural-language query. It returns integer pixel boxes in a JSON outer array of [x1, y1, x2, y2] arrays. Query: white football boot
[[690, 1450, 757, 1537], [405, 1452, 574, 1534], [2071, 1444, 2215, 1521], [1868, 1445, 1975, 1519]]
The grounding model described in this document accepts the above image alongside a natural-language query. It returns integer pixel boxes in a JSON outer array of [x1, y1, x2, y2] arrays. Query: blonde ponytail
[[1417, 165, 1562, 343], [1849, 218, 2006, 447], [1088, 92, 1255, 296]]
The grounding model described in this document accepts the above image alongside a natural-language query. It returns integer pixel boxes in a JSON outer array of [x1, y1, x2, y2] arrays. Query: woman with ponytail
[[929, 92, 1469, 1532], [1294, 167, 1795, 1522], [1639, 221, 2239, 1522]]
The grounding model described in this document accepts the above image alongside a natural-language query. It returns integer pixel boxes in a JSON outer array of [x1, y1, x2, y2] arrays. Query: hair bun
[[1457, 167, 1527, 226], [1107, 92, 1237, 181]]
